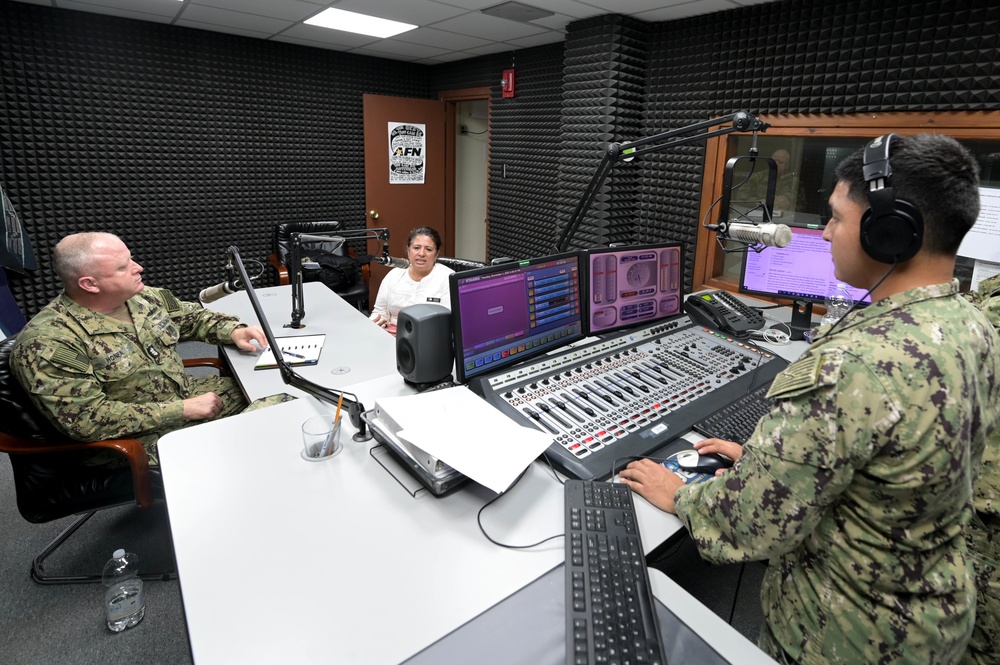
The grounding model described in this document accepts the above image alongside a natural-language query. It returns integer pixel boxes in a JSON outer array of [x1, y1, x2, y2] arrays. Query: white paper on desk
[[376, 387, 553, 494]]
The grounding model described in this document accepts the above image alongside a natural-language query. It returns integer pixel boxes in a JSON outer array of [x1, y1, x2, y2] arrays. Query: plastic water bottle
[[102, 549, 145, 632], [821, 282, 855, 327]]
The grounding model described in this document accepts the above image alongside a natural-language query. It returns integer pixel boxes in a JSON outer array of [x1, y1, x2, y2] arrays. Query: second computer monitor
[[450, 252, 585, 384], [739, 223, 871, 305], [584, 242, 684, 334]]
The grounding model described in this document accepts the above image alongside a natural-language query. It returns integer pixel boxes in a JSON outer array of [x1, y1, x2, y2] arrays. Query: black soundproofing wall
[[437, 0, 1000, 295], [0, 1, 430, 316], [4, 0, 1000, 318]]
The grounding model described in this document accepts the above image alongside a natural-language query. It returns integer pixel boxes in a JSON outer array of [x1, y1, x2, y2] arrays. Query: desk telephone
[[684, 290, 765, 336]]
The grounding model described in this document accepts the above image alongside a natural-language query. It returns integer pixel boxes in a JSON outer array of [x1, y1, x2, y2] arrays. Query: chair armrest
[[268, 252, 289, 286], [0, 432, 154, 508], [183, 356, 230, 377]]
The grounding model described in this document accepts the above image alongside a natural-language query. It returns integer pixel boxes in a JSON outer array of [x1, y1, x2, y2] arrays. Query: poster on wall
[[388, 122, 425, 184]]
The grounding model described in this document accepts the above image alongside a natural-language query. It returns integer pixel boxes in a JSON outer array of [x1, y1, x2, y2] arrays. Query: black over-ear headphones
[[860, 134, 924, 263]]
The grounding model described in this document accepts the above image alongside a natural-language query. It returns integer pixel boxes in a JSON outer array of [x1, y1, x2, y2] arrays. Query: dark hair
[[834, 134, 980, 255], [407, 226, 442, 251]]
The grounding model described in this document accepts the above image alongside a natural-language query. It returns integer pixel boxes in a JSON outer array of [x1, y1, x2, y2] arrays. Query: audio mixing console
[[468, 316, 788, 480]]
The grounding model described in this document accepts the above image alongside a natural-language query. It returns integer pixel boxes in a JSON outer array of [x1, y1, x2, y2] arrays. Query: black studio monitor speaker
[[396, 304, 454, 387]]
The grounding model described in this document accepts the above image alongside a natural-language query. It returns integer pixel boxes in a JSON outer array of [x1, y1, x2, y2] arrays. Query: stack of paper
[[374, 387, 553, 493]]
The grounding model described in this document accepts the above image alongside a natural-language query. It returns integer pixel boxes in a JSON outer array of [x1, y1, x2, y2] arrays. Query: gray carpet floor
[[0, 457, 192, 665], [0, 342, 220, 665]]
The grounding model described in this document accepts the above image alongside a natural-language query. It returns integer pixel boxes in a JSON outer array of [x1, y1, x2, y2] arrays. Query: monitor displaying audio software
[[450, 252, 584, 384], [584, 242, 684, 335], [738, 223, 871, 306]]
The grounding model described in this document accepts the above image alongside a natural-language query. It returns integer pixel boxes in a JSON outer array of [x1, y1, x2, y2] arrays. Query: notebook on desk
[[254, 334, 326, 370]]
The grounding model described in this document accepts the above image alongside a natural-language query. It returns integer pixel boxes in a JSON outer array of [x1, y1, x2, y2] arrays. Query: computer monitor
[[738, 222, 871, 337], [584, 242, 684, 334], [450, 252, 585, 384]]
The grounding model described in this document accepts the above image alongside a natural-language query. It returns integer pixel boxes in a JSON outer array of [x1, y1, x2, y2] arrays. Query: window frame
[[693, 111, 1000, 294]]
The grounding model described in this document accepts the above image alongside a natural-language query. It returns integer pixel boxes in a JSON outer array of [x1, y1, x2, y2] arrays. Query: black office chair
[[268, 221, 371, 312], [0, 335, 225, 584]]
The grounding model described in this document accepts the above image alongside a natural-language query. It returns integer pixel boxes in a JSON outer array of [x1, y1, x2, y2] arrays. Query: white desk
[[161, 289, 808, 663], [161, 396, 565, 664], [206, 281, 398, 401]]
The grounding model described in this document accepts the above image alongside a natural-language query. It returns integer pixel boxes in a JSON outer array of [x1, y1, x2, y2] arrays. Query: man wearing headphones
[[621, 134, 1000, 664]]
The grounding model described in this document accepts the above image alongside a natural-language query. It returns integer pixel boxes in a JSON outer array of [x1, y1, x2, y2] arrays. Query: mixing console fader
[[467, 316, 788, 480]]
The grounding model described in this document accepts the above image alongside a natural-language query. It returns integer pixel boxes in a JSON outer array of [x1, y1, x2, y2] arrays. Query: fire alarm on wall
[[501, 68, 515, 98]]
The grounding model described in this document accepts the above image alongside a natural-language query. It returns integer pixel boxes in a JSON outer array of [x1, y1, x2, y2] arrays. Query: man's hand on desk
[[692, 438, 744, 477], [620, 439, 744, 512], [230, 325, 268, 351], [619, 459, 685, 513]]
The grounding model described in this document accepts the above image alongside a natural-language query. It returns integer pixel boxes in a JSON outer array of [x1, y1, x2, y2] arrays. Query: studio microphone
[[198, 280, 237, 304], [724, 221, 792, 248], [374, 255, 410, 269]]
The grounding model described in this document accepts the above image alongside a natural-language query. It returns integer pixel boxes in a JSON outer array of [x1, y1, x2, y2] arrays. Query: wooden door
[[363, 94, 449, 307]]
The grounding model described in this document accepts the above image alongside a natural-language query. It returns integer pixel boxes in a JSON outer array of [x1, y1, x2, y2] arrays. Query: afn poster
[[388, 122, 426, 184]]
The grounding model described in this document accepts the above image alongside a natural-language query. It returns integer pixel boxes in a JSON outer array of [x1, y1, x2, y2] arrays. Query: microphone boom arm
[[287, 228, 390, 329], [228, 245, 371, 439], [555, 111, 770, 253]]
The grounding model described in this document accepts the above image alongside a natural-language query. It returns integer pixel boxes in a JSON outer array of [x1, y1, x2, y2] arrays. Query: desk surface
[[161, 288, 806, 664], [207, 281, 399, 401]]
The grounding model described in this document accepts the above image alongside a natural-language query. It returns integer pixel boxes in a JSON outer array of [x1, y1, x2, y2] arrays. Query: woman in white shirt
[[369, 226, 454, 330]]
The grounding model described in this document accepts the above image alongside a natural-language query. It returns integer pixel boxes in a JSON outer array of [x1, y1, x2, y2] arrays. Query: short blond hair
[[53, 232, 122, 288]]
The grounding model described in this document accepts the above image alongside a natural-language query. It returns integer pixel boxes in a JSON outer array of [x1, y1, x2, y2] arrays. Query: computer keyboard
[[564, 479, 665, 665], [692, 383, 773, 445]]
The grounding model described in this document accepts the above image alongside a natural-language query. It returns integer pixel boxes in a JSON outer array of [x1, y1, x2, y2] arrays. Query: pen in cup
[[318, 395, 345, 458]]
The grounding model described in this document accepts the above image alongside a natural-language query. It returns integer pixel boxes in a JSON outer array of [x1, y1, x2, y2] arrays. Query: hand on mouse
[[693, 438, 742, 476], [619, 458, 684, 514]]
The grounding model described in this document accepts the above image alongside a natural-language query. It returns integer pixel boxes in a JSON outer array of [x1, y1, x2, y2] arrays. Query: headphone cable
[[810, 262, 897, 343]]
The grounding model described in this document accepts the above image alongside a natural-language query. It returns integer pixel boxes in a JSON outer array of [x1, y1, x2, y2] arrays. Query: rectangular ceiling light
[[304, 8, 416, 39]]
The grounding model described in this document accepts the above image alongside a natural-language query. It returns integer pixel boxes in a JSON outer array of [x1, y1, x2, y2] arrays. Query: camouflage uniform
[[962, 274, 1000, 665], [12, 286, 255, 465], [674, 281, 1000, 664]]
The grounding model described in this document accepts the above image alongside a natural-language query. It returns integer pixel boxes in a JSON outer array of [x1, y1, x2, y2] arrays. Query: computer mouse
[[676, 450, 733, 474]]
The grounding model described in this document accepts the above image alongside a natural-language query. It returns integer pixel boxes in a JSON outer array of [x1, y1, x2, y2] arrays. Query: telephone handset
[[684, 290, 765, 336]]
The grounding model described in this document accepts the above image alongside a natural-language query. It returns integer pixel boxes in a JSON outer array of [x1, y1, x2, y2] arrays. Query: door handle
[[369, 210, 379, 220]]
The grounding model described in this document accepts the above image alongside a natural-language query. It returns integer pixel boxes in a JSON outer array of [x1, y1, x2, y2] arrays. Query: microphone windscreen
[[771, 224, 792, 248]]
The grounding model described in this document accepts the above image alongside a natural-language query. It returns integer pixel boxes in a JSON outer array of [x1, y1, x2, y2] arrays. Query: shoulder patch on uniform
[[159, 289, 182, 313], [49, 347, 91, 373], [767, 352, 823, 399]]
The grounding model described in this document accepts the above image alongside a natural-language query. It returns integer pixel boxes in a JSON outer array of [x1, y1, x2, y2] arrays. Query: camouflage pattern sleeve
[[144, 288, 244, 345], [674, 348, 896, 562], [961, 274, 1000, 665], [10, 333, 186, 442]]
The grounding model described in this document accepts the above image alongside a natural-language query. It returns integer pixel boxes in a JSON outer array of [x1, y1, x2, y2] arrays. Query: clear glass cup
[[301, 415, 343, 461]]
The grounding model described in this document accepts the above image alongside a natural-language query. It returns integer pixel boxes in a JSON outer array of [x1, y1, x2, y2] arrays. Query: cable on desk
[[476, 466, 564, 550], [728, 561, 747, 625], [749, 322, 790, 345]]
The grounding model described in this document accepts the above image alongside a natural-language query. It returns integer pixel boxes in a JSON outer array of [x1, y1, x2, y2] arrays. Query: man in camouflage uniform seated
[[962, 273, 1000, 665], [620, 135, 1000, 664], [12, 232, 292, 465]]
